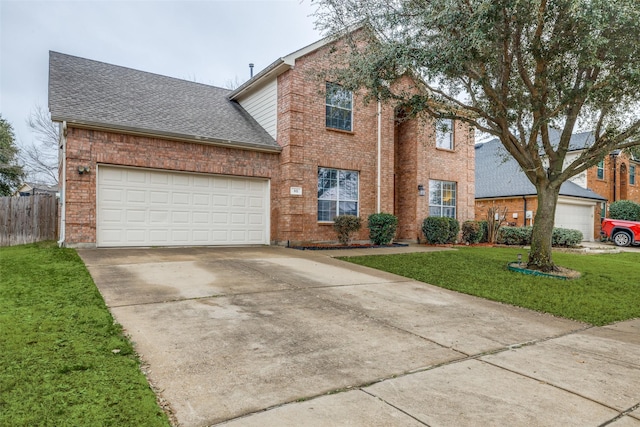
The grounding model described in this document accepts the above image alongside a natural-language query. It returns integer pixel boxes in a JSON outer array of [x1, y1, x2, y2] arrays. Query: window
[[631, 164, 636, 185], [317, 168, 359, 221], [435, 118, 454, 150], [429, 180, 457, 218], [326, 83, 352, 131], [597, 160, 605, 179]]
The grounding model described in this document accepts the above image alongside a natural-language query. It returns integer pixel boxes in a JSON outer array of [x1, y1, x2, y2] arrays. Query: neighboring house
[[49, 33, 475, 248], [475, 138, 606, 241], [14, 182, 58, 197]]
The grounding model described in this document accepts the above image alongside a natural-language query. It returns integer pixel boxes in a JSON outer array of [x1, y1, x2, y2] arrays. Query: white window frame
[[317, 167, 359, 222], [435, 118, 454, 150], [325, 83, 353, 132], [429, 180, 457, 218], [597, 160, 605, 180]]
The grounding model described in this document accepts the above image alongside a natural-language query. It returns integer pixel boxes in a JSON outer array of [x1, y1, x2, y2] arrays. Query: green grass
[[0, 242, 169, 427], [341, 247, 640, 326]]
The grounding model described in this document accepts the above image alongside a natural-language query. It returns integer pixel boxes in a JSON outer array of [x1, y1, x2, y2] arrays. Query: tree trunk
[[528, 185, 561, 272]]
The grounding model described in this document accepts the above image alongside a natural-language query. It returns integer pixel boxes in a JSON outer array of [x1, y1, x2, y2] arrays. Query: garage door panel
[[554, 202, 594, 241], [98, 166, 269, 247]]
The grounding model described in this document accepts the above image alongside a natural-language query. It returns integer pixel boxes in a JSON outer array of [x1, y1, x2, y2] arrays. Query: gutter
[[49, 119, 282, 154], [57, 121, 67, 247]]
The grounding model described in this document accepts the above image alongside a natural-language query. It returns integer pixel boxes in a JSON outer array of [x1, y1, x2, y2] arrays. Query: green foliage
[[608, 200, 640, 221], [422, 216, 460, 244], [333, 215, 362, 245], [477, 220, 489, 243], [367, 212, 398, 245], [552, 228, 583, 247], [342, 247, 640, 326], [0, 242, 169, 426], [461, 220, 483, 244], [497, 226, 582, 247], [0, 115, 25, 195]]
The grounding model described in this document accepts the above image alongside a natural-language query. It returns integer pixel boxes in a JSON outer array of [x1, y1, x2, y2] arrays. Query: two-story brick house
[[49, 33, 475, 248]]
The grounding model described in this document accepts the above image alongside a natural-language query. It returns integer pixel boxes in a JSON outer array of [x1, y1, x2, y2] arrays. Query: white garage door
[[97, 166, 269, 247], [554, 198, 595, 241]]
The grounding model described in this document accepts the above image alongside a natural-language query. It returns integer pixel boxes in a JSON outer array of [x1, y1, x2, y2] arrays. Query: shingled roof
[[475, 138, 606, 201], [48, 51, 280, 152]]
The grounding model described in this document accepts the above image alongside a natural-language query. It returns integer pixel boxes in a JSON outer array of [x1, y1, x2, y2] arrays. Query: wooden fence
[[0, 195, 59, 246]]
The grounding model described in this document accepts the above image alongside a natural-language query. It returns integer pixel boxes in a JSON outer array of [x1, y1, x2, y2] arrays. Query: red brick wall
[[588, 153, 640, 208], [62, 128, 280, 245], [274, 43, 475, 244]]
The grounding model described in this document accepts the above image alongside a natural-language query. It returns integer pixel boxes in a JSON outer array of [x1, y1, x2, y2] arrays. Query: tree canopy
[[0, 115, 25, 196], [314, 0, 640, 270]]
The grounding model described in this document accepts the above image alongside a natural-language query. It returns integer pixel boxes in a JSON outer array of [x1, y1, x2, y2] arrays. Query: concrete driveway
[[78, 246, 640, 427]]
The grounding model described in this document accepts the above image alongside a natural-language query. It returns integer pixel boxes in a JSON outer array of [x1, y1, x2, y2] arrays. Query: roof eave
[[53, 117, 282, 154]]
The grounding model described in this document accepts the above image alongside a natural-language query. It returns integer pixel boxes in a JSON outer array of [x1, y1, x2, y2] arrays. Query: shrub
[[497, 226, 532, 245], [422, 216, 460, 244], [368, 213, 398, 245], [478, 220, 489, 243], [461, 220, 483, 244], [497, 226, 583, 247], [608, 200, 640, 221], [333, 215, 362, 245], [552, 228, 583, 247]]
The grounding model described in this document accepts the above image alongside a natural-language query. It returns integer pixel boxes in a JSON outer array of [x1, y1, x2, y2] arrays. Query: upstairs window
[[317, 167, 359, 221], [631, 164, 636, 185], [429, 180, 457, 218], [435, 118, 454, 150], [597, 160, 605, 180], [326, 83, 352, 131]]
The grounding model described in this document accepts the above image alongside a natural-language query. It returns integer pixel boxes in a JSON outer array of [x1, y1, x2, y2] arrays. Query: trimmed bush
[[608, 200, 640, 221], [478, 220, 489, 243], [368, 213, 398, 245], [497, 226, 583, 247], [461, 220, 483, 244], [422, 216, 460, 244], [497, 226, 532, 245], [552, 228, 583, 247], [333, 215, 362, 245]]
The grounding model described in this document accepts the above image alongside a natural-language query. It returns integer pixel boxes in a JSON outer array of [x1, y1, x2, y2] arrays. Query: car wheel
[[612, 231, 632, 247]]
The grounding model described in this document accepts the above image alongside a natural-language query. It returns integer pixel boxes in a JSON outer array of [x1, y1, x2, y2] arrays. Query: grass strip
[[0, 241, 169, 427], [340, 247, 640, 326]]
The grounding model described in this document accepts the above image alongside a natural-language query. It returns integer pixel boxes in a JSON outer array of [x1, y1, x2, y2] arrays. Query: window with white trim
[[326, 83, 353, 131], [631, 164, 636, 185], [429, 180, 457, 218], [317, 168, 359, 221], [597, 160, 605, 180], [435, 118, 454, 150]]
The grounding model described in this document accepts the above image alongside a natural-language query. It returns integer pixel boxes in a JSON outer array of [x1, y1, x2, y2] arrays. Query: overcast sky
[[0, 0, 321, 150]]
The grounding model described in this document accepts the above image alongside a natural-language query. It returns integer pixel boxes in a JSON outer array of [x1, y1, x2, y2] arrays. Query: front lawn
[[0, 242, 169, 427], [341, 247, 640, 326]]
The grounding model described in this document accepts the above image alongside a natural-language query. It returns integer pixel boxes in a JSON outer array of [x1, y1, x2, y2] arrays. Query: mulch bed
[[290, 243, 409, 250]]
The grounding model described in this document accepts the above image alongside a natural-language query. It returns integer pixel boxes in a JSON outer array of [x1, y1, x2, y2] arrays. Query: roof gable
[[48, 52, 279, 152]]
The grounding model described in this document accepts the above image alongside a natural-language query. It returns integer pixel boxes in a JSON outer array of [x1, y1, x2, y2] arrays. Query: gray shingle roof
[[475, 138, 606, 201], [48, 51, 280, 152]]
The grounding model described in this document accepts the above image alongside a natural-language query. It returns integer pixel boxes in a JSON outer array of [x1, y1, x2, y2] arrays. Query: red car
[[600, 218, 640, 246]]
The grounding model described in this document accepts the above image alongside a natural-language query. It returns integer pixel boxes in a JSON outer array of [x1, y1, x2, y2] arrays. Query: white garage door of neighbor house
[[554, 201, 594, 241], [97, 166, 269, 247]]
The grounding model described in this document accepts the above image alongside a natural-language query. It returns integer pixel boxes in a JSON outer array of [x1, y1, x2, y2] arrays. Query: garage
[[554, 197, 596, 241], [97, 166, 269, 247]]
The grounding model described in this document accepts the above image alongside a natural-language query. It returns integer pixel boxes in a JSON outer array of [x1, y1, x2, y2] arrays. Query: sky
[[0, 0, 321, 158]]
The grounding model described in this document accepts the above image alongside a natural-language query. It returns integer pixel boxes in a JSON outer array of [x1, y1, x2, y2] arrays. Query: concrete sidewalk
[[78, 246, 640, 426]]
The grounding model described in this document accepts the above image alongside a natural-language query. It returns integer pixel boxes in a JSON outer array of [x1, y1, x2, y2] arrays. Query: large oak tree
[[313, 0, 640, 271]]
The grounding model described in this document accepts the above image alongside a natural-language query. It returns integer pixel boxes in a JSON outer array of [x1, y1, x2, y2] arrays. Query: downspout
[[57, 121, 67, 247], [376, 100, 382, 213], [611, 154, 617, 202]]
